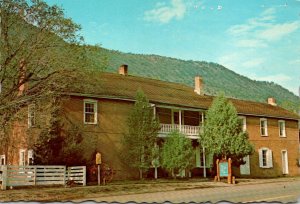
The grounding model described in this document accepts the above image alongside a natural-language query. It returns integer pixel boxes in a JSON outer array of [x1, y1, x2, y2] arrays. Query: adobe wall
[[63, 96, 139, 180], [234, 116, 299, 177], [2, 116, 41, 166]]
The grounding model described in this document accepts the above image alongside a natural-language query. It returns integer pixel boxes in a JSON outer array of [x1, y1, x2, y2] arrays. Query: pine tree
[[200, 94, 254, 166], [161, 131, 194, 178], [123, 89, 160, 179]]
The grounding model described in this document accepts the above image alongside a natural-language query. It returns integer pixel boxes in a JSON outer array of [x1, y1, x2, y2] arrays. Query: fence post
[[63, 166, 66, 185], [1, 165, 8, 190], [33, 166, 37, 186], [83, 166, 86, 186]]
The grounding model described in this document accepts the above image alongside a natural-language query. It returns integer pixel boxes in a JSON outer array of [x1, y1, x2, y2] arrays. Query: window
[[239, 116, 247, 132], [19, 149, 26, 166], [262, 150, 267, 166], [28, 104, 35, 128], [259, 147, 273, 168], [84, 99, 97, 124], [260, 118, 268, 136], [279, 120, 286, 137], [0, 155, 5, 165], [28, 149, 34, 165]]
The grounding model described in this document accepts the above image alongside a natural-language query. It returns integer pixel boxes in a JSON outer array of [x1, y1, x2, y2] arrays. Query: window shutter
[[258, 148, 263, 167], [267, 149, 273, 168], [265, 120, 268, 136]]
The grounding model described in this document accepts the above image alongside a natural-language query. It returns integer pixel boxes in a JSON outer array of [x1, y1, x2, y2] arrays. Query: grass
[[0, 178, 219, 202]]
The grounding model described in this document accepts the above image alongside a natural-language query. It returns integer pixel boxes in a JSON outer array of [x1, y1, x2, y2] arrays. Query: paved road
[[80, 179, 300, 203]]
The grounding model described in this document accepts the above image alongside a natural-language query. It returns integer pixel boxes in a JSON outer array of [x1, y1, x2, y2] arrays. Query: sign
[[219, 162, 228, 177], [96, 152, 102, 165]]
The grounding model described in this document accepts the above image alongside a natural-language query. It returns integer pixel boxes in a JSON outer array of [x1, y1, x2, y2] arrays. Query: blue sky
[[45, 0, 300, 95]]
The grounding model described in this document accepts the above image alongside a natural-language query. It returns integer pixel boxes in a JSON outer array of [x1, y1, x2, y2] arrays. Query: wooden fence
[[0, 165, 86, 190]]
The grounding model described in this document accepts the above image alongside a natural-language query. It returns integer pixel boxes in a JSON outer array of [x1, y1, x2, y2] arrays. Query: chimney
[[18, 59, 27, 96], [118, 64, 128, 76], [267, 97, 277, 106], [194, 76, 204, 95]]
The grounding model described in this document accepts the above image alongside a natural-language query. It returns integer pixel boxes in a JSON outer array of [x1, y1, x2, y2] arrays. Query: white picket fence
[[0, 165, 86, 190]]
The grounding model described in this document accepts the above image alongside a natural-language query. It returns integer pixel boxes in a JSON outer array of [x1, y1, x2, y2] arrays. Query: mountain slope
[[90, 48, 300, 112]]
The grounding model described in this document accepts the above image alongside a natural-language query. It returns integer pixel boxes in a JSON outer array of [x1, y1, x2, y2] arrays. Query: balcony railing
[[158, 123, 201, 139]]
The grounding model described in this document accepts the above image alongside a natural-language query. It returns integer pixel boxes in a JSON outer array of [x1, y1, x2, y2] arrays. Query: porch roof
[[68, 72, 300, 120]]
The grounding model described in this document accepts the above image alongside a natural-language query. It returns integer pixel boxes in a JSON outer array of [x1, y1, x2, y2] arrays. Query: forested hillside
[[89, 48, 300, 112]]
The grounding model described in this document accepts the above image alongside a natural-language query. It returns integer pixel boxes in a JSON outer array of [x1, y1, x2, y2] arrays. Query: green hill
[[89, 47, 300, 112]]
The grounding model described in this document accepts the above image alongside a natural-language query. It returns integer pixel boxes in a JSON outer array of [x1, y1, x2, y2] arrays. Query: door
[[281, 150, 289, 174], [240, 155, 250, 175], [172, 110, 180, 125]]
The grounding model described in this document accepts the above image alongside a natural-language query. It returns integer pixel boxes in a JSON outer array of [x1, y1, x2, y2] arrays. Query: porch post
[[152, 104, 156, 117], [203, 147, 206, 178], [201, 112, 204, 127], [179, 110, 182, 132]]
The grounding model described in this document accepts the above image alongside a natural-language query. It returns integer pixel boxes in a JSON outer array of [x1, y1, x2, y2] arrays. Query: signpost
[[215, 158, 233, 184], [219, 162, 228, 177], [96, 152, 102, 185]]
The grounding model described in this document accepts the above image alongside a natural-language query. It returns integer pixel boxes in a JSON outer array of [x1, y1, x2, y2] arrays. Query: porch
[[154, 106, 204, 139], [153, 105, 211, 178], [158, 124, 202, 139]]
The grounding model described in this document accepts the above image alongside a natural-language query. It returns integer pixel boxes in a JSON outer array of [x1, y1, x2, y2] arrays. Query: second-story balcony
[[158, 123, 202, 139]]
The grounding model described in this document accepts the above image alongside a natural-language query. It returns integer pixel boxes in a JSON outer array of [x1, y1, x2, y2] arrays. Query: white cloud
[[236, 39, 267, 48], [251, 73, 292, 83], [227, 8, 300, 48], [258, 22, 300, 41], [144, 0, 186, 24], [249, 73, 297, 95], [289, 59, 300, 65], [242, 58, 264, 68], [217, 53, 241, 72], [228, 8, 275, 37], [260, 8, 276, 18]]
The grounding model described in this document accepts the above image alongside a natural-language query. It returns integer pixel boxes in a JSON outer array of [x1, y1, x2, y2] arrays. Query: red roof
[[69, 72, 300, 120]]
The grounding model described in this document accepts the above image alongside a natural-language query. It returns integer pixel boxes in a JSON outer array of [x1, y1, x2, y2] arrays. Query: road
[[79, 179, 300, 203]]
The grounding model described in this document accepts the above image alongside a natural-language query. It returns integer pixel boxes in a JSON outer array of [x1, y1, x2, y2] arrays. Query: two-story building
[[1, 65, 299, 179]]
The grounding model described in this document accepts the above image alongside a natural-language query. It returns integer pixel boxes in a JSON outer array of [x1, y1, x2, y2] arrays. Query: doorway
[[281, 150, 289, 174]]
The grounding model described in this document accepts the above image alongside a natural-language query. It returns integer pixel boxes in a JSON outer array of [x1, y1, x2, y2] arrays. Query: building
[[1, 65, 299, 179]]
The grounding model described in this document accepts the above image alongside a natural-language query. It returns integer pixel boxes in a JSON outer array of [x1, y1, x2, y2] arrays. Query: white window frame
[[83, 99, 98, 124], [0, 154, 6, 165], [260, 118, 268, 136], [19, 149, 26, 166], [258, 147, 273, 168], [28, 149, 34, 165], [239, 116, 247, 132], [278, 120, 286, 137], [28, 104, 35, 128]]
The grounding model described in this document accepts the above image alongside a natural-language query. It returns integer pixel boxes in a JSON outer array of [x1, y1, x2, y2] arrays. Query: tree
[[32, 97, 85, 166], [0, 0, 106, 147], [161, 131, 194, 178], [199, 94, 254, 166], [123, 89, 160, 179]]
